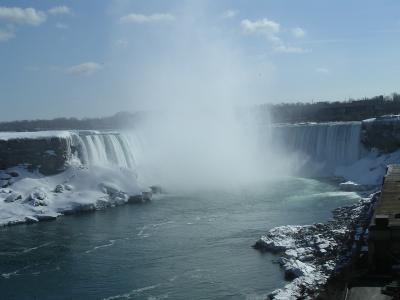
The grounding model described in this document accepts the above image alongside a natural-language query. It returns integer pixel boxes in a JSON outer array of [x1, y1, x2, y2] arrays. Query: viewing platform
[[369, 164, 400, 273]]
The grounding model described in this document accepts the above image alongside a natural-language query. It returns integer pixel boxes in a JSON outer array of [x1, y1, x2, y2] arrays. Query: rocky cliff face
[[361, 116, 400, 152], [0, 136, 72, 175]]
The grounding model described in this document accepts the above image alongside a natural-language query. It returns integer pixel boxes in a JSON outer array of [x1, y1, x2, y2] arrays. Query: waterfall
[[66, 122, 364, 176], [273, 122, 363, 167], [76, 131, 136, 169]]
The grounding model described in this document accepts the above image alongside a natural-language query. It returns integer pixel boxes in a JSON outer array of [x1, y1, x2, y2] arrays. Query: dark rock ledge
[[253, 191, 379, 299]]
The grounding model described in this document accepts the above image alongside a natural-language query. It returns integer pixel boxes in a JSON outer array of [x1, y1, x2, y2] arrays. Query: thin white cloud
[[275, 45, 308, 53], [315, 67, 330, 74], [67, 62, 103, 76], [221, 10, 238, 19], [241, 18, 280, 35], [241, 17, 308, 54], [292, 27, 306, 38], [48, 6, 71, 16], [0, 6, 46, 26], [0, 28, 15, 42], [120, 13, 175, 24], [56, 22, 69, 29]]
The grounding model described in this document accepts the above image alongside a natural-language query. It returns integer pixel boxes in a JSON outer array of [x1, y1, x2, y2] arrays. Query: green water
[[0, 177, 360, 300]]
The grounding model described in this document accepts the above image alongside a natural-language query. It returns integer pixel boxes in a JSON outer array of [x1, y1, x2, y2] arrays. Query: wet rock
[[73, 203, 96, 212], [253, 225, 302, 252], [142, 191, 152, 201], [99, 182, 120, 196], [128, 195, 144, 204], [35, 214, 58, 221], [64, 184, 73, 191], [4, 192, 22, 203], [150, 185, 164, 194], [0, 179, 9, 188], [257, 194, 377, 299], [96, 198, 111, 210], [29, 189, 48, 206], [54, 184, 64, 193], [0, 174, 11, 180], [25, 216, 39, 224], [0, 137, 73, 175], [6, 171, 19, 178], [111, 194, 128, 206], [128, 191, 152, 204], [98, 182, 129, 205], [362, 116, 400, 152], [281, 258, 315, 280]]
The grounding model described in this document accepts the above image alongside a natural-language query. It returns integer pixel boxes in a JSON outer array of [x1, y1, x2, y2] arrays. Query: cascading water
[[76, 131, 136, 169], [63, 122, 364, 181], [273, 122, 364, 168]]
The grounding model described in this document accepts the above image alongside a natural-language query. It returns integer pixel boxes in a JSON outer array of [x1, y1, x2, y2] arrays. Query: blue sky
[[0, 0, 400, 121]]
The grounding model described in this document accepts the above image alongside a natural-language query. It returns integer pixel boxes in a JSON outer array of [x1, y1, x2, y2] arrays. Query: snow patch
[[0, 131, 71, 141], [335, 149, 400, 185], [254, 194, 376, 299], [0, 164, 143, 226]]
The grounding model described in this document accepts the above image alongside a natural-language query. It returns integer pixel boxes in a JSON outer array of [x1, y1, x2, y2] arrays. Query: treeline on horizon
[[263, 92, 400, 123], [1, 93, 400, 131], [0, 111, 144, 132]]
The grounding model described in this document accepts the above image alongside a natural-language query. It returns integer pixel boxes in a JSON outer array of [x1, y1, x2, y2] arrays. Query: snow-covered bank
[[0, 131, 72, 141], [0, 130, 148, 226], [335, 149, 400, 186], [0, 164, 146, 226], [254, 192, 378, 299]]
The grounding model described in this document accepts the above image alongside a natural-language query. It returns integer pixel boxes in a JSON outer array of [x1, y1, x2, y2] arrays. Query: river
[[0, 177, 360, 300]]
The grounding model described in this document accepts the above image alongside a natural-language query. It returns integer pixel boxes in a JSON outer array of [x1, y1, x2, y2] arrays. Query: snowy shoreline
[[0, 130, 150, 226], [0, 163, 149, 227], [254, 189, 378, 299]]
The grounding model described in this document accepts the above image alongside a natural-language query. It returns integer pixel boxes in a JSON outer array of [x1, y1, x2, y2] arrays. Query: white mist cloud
[[292, 27, 306, 38], [48, 6, 71, 16], [121, 7, 293, 191], [120, 13, 175, 24], [67, 62, 103, 76], [0, 6, 46, 26]]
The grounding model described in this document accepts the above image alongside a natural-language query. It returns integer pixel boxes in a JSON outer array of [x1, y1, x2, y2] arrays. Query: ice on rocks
[[64, 184, 73, 191], [335, 149, 400, 186], [0, 164, 143, 226], [54, 184, 64, 193], [25, 216, 39, 223], [256, 225, 303, 251], [285, 249, 298, 258], [256, 193, 377, 299], [281, 258, 315, 279], [4, 191, 22, 203]]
